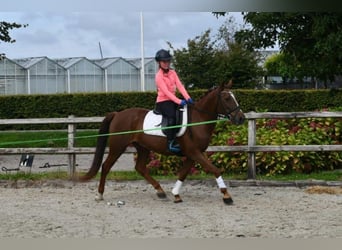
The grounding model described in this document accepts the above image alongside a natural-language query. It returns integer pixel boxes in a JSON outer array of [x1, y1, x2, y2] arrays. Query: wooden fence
[[1, 112, 342, 178]]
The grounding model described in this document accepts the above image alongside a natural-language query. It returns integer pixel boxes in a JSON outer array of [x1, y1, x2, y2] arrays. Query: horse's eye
[[222, 93, 231, 100]]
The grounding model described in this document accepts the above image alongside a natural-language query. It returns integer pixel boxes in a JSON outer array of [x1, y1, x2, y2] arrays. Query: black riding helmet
[[155, 49, 172, 62]]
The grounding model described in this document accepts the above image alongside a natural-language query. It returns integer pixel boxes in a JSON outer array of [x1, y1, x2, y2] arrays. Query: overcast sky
[[1, 12, 244, 59]]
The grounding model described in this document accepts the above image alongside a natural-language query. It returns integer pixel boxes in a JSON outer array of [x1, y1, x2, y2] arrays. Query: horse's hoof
[[157, 192, 167, 199], [95, 194, 104, 201], [174, 195, 183, 203], [223, 197, 233, 205]]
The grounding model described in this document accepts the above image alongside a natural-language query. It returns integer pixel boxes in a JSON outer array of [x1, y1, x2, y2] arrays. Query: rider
[[154, 49, 193, 153]]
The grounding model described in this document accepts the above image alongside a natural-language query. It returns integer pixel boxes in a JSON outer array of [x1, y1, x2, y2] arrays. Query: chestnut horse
[[78, 80, 245, 204]]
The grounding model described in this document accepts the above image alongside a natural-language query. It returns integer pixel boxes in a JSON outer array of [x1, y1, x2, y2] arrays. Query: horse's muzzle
[[230, 111, 245, 125]]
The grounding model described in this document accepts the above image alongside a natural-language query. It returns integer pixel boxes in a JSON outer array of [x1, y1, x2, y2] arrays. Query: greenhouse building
[[0, 56, 158, 95]]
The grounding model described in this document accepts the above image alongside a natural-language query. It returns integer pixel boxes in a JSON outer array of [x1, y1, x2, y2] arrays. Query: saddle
[[142, 105, 188, 137]]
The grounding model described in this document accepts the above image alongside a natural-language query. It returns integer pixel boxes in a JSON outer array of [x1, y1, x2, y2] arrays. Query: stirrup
[[168, 140, 181, 153]]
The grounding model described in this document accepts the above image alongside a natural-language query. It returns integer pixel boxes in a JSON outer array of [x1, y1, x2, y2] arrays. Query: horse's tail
[[77, 112, 116, 182]]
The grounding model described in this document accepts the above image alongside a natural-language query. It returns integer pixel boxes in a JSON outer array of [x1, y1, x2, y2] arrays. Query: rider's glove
[[186, 98, 194, 104], [180, 99, 187, 107]]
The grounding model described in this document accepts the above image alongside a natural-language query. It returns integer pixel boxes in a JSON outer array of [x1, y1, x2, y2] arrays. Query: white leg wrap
[[216, 176, 227, 189], [172, 180, 183, 195], [95, 193, 103, 201]]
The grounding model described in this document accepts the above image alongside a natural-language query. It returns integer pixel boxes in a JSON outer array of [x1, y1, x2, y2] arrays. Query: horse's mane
[[198, 85, 218, 100]]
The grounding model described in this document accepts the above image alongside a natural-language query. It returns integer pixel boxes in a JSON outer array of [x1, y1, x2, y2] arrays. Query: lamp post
[[140, 12, 145, 92]]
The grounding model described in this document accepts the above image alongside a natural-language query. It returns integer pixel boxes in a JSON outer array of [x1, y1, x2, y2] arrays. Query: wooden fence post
[[67, 115, 76, 177], [247, 117, 256, 179]]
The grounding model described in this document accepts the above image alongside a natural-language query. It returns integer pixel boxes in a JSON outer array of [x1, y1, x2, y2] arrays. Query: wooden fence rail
[[1, 112, 342, 178]]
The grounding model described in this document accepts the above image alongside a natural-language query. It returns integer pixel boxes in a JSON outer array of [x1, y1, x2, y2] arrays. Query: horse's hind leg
[[134, 145, 167, 198]]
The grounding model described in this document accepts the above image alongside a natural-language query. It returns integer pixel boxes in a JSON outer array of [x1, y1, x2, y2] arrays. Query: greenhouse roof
[[1, 57, 26, 69], [91, 57, 135, 68], [126, 57, 155, 69], [54, 57, 86, 68], [5, 56, 158, 71], [13, 57, 47, 69]]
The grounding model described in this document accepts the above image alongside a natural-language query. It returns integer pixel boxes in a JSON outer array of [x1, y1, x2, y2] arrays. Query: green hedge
[[1, 88, 342, 120], [236, 88, 342, 112], [0, 92, 156, 119]]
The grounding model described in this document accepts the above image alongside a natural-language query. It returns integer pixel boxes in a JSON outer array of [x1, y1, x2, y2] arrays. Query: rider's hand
[[180, 99, 187, 107], [186, 98, 194, 104]]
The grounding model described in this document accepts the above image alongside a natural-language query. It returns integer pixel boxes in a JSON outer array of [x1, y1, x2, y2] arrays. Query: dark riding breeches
[[155, 100, 178, 141]]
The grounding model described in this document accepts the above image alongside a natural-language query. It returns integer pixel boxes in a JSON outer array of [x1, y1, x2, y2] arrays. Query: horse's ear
[[220, 79, 233, 90]]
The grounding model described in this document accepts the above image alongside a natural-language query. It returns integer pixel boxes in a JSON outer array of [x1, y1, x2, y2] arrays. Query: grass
[[257, 170, 342, 182], [0, 171, 69, 181], [0, 130, 98, 147], [1, 169, 341, 182]]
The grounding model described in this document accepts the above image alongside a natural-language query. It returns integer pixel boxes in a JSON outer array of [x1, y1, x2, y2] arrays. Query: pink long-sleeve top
[[155, 68, 190, 105]]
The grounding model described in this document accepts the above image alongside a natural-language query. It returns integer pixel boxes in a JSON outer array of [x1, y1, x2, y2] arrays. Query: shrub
[[146, 108, 342, 176], [255, 114, 342, 175]]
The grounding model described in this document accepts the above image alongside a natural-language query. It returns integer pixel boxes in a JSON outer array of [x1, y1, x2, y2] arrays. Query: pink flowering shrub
[[145, 108, 342, 176], [210, 108, 342, 175]]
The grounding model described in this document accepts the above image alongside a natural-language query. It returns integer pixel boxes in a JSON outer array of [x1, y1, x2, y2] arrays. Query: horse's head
[[217, 80, 245, 125]]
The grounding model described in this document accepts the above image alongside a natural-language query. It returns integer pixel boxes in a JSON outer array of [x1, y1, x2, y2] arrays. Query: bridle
[[189, 88, 241, 121], [217, 90, 241, 121]]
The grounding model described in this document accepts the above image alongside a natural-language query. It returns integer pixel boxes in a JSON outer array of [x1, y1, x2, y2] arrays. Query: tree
[[214, 16, 263, 88], [264, 53, 303, 82], [168, 16, 263, 89], [167, 30, 218, 89], [230, 12, 342, 85], [0, 21, 28, 59], [0, 21, 28, 43], [214, 43, 262, 88]]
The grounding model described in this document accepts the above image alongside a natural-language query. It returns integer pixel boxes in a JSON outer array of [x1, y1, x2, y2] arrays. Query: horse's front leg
[[134, 146, 167, 198], [191, 151, 233, 205], [171, 158, 194, 203], [216, 176, 233, 205]]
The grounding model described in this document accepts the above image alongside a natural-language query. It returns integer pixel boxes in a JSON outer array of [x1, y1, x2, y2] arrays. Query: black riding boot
[[166, 120, 181, 153]]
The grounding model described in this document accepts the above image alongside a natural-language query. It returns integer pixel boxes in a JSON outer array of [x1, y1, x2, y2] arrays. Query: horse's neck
[[194, 89, 218, 120], [188, 90, 219, 149]]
